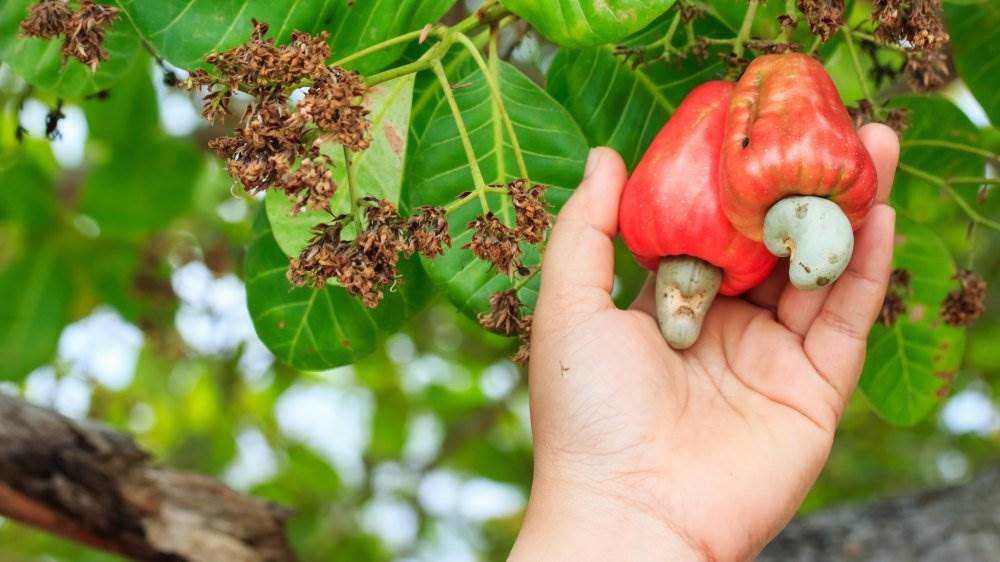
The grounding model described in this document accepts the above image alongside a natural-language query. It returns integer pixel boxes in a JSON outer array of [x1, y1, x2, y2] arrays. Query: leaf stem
[[431, 59, 490, 213], [841, 26, 880, 114], [898, 163, 1000, 232], [780, 0, 795, 42], [332, 0, 507, 68], [901, 140, 998, 163], [332, 28, 427, 68], [733, 0, 759, 57], [850, 30, 907, 52], [344, 147, 362, 230], [452, 32, 529, 180]]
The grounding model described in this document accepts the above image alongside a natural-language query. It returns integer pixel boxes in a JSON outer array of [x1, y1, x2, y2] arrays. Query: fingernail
[[584, 147, 603, 179]]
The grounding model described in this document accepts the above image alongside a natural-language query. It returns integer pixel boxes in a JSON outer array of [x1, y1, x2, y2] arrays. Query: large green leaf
[[266, 74, 415, 257], [888, 95, 987, 248], [0, 245, 72, 380], [859, 217, 966, 426], [324, 0, 456, 75], [546, 13, 730, 169], [406, 62, 589, 317], [113, 0, 336, 69], [946, 0, 999, 125], [500, 0, 675, 47], [0, 0, 140, 97], [245, 210, 432, 370], [115, 0, 454, 73]]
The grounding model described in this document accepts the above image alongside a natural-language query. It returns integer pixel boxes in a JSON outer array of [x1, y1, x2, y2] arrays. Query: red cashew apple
[[620, 81, 777, 349], [720, 52, 878, 290]]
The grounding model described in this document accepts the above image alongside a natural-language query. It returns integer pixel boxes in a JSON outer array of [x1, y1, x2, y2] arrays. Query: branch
[[761, 468, 1000, 560], [0, 395, 296, 562]]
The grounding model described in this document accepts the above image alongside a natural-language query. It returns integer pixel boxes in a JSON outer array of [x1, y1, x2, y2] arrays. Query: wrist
[[510, 472, 709, 562]]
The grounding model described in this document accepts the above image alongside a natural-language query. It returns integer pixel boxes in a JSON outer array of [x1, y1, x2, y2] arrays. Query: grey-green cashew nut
[[763, 196, 854, 290], [656, 256, 722, 350]]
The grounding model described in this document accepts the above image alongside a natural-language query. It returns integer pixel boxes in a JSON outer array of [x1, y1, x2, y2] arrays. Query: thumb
[[536, 147, 628, 320]]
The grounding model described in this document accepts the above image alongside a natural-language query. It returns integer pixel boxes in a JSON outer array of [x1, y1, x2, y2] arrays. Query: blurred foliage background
[[0, 0, 998, 560]]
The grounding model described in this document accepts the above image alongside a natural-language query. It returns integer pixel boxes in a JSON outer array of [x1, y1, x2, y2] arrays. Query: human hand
[[509, 125, 900, 561]]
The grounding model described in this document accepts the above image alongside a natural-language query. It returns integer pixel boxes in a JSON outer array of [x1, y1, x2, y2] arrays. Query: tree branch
[[0, 394, 296, 562], [761, 468, 1000, 561]]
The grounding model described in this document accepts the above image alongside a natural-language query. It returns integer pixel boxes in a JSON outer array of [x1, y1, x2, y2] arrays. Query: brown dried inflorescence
[[746, 40, 801, 55], [208, 102, 306, 194], [879, 268, 911, 326], [288, 198, 451, 307], [190, 21, 371, 216], [905, 48, 950, 91], [478, 289, 524, 336], [677, 1, 704, 23], [20, 0, 72, 38], [941, 269, 987, 327], [512, 314, 532, 366], [478, 290, 533, 364], [464, 212, 522, 276], [872, 0, 949, 50], [20, 0, 120, 71], [507, 179, 549, 244], [297, 67, 371, 152], [797, 0, 844, 42], [408, 206, 451, 258], [203, 20, 330, 96], [848, 100, 910, 133], [278, 153, 337, 213]]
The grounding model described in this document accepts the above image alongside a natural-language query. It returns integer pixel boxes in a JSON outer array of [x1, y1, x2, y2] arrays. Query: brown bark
[[0, 394, 296, 562], [760, 468, 1000, 561]]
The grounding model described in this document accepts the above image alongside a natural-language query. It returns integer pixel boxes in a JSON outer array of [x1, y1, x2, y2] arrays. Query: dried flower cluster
[[465, 213, 522, 276], [904, 48, 950, 91], [879, 268, 911, 326], [463, 178, 550, 277], [797, 0, 845, 42], [872, 0, 949, 50], [508, 180, 549, 244], [746, 39, 801, 55], [288, 198, 451, 307], [478, 290, 533, 365], [848, 100, 910, 133], [20, 0, 119, 71], [189, 21, 371, 214], [871, 0, 951, 91], [941, 269, 987, 327]]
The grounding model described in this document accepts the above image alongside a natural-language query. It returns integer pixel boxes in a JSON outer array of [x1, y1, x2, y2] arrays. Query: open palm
[[516, 125, 899, 561]]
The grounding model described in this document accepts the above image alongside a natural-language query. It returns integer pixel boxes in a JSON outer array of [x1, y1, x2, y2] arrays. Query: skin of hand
[[508, 124, 900, 562]]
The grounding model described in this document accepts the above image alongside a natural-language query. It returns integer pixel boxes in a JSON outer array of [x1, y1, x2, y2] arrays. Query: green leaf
[[946, 0, 999, 124], [406, 62, 589, 317], [888, 95, 986, 240], [79, 138, 202, 238], [546, 27, 728, 168], [859, 216, 966, 426], [245, 210, 433, 370], [116, 0, 454, 73], [266, 74, 415, 257], [0, 245, 72, 380], [325, 0, 457, 75], [500, 0, 675, 47], [113, 0, 336, 69], [0, 0, 140, 97]]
